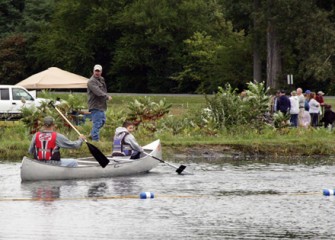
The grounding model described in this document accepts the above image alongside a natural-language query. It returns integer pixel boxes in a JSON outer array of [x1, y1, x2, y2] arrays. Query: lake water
[[1, 157, 335, 239]]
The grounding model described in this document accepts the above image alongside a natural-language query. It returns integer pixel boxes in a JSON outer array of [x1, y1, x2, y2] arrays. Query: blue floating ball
[[323, 189, 335, 196], [139, 192, 154, 199]]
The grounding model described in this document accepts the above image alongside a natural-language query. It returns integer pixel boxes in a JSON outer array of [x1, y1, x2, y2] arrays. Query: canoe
[[21, 139, 162, 181]]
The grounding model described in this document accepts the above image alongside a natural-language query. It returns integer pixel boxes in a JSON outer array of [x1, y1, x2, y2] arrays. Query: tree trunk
[[266, 20, 282, 90], [253, 0, 262, 83]]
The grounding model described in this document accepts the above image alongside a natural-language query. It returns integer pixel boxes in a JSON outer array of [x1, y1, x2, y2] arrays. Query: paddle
[[143, 152, 192, 175], [49, 102, 109, 168]]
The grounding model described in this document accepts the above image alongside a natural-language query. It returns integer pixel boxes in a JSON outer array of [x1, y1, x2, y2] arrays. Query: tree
[[0, 0, 24, 38], [0, 34, 26, 84], [17, 0, 55, 74]]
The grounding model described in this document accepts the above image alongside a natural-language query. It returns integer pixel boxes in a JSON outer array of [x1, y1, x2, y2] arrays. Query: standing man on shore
[[296, 88, 305, 127], [87, 64, 112, 141]]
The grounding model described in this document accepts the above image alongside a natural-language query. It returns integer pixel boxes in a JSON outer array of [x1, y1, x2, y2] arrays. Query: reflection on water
[[0, 160, 335, 239], [32, 185, 60, 200], [87, 182, 108, 197]]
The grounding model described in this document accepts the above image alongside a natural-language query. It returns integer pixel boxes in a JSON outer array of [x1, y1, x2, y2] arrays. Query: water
[[1, 159, 335, 239]]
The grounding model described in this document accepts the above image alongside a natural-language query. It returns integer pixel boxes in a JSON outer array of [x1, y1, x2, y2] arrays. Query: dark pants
[[130, 152, 141, 159], [310, 113, 319, 127], [290, 114, 298, 127]]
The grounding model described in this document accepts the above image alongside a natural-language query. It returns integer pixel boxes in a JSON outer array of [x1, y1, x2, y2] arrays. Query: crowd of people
[[271, 88, 335, 128]]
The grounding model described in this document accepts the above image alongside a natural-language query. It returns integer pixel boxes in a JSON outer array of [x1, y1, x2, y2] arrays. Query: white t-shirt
[[289, 96, 299, 114], [309, 99, 320, 114]]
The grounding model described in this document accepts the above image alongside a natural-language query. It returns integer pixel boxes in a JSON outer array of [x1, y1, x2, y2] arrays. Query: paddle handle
[[49, 102, 86, 142], [143, 152, 164, 163]]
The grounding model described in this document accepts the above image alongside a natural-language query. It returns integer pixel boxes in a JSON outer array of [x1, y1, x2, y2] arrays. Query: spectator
[[304, 90, 311, 111], [315, 91, 325, 116], [320, 104, 335, 129], [308, 92, 320, 128], [277, 90, 291, 115], [271, 90, 281, 113], [289, 91, 299, 127], [296, 88, 305, 127]]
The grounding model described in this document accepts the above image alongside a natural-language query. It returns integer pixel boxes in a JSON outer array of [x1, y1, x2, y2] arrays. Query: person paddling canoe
[[111, 121, 144, 159], [28, 116, 86, 167]]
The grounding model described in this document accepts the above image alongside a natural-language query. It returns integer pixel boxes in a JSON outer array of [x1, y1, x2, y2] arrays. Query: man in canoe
[[28, 116, 86, 167], [112, 121, 144, 159]]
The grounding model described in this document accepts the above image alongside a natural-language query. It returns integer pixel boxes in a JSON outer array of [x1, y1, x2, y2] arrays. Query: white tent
[[16, 67, 88, 89]]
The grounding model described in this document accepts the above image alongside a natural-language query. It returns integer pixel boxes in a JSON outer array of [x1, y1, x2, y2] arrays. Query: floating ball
[[139, 192, 154, 199], [323, 189, 335, 196]]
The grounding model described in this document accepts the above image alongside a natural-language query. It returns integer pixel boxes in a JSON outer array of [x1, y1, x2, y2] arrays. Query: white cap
[[93, 64, 102, 71]]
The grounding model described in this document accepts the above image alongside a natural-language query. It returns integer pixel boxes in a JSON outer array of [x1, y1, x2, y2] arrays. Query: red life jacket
[[35, 132, 60, 161]]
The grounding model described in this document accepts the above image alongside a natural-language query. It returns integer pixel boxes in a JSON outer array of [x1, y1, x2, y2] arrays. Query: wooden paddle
[[49, 102, 109, 168], [143, 152, 192, 175]]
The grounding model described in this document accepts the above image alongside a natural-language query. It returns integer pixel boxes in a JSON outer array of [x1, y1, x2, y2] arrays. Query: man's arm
[[56, 133, 84, 149], [28, 134, 37, 154]]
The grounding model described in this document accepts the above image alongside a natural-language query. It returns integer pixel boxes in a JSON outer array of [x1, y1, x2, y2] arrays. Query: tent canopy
[[16, 67, 88, 89]]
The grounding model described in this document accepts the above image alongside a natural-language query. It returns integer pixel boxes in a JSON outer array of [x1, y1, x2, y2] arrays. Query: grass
[[1, 93, 335, 162]]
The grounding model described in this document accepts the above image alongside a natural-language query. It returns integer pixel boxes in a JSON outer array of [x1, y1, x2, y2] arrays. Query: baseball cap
[[305, 90, 311, 94], [317, 91, 325, 95], [44, 116, 54, 127], [93, 64, 102, 71]]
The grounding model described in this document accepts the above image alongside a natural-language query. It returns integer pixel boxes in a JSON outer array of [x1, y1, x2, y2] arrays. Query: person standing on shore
[[87, 64, 112, 141], [296, 88, 305, 127], [289, 91, 299, 127], [308, 92, 320, 128], [277, 90, 291, 115]]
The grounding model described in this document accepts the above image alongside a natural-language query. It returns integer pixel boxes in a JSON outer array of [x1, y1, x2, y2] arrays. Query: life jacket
[[112, 132, 132, 156], [34, 132, 60, 161]]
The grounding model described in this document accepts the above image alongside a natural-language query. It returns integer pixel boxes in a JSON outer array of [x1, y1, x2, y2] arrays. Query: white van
[[0, 85, 46, 119]]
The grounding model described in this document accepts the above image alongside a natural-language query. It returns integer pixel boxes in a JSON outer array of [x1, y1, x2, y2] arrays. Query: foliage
[[126, 97, 172, 133], [244, 81, 271, 132], [174, 29, 251, 93], [20, 100, 53, 134], [20, 95, 85, 134], [205, 84, 247, 129], [0, 0, 24, 38], [2, 0, 335, 93], [204, 82, 271, 131], [0, 34, 27, 84], [273, 111, 291, 132]]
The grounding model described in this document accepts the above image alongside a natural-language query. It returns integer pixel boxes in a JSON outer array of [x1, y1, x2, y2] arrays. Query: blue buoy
[[323, 189, 335, 196], [140, 192, 154, 199]]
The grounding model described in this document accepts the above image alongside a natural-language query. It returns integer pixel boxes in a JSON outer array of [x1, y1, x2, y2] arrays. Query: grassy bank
[[1, 94, 335, 162]]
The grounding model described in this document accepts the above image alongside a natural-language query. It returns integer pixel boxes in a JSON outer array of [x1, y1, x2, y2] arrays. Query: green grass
[[2, 93, 335, 161]]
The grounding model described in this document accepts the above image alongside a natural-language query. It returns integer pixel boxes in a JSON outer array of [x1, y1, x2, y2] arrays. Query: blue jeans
[[310, 113, 319, 127], [90, 109, 106, 141], [60, 158, 78, 167], [290, 114, 298, 127]]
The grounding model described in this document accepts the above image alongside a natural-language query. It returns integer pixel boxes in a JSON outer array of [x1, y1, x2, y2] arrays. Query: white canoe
[[21, 140, 162, 181]]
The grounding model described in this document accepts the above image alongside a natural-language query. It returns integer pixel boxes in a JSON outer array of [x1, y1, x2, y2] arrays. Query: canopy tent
[[16, 67, 88, 89]]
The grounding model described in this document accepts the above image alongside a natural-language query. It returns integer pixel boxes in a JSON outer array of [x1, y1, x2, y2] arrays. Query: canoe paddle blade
[[86, 142, 110, 168], [176, 165, 186, 174]]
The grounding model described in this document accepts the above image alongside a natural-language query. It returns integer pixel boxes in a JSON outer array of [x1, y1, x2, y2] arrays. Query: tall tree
[[0, 0, 25, 84], [265, 0, 281, 90], [0, 34, 26, 84], [0, 0, 24, 37], [252, 0, 262, 82]]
